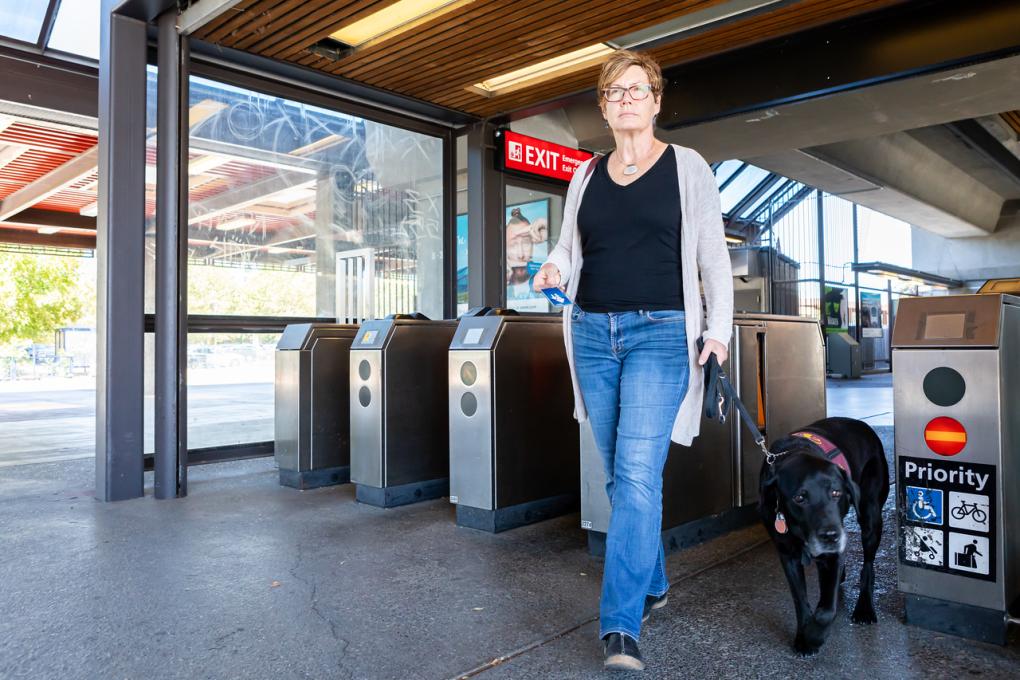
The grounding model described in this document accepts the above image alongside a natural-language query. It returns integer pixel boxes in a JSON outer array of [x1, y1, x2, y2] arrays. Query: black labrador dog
[[758, 416, 889, 655]]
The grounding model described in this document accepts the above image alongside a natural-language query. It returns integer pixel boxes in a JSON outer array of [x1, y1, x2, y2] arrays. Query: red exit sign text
[[501, 131, 594, 183]]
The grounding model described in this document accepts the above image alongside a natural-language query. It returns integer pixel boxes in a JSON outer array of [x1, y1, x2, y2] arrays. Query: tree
[[0, 251, 84, 346]]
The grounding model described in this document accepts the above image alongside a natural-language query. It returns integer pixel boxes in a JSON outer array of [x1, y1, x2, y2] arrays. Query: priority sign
[[898, 455, 996, 582]]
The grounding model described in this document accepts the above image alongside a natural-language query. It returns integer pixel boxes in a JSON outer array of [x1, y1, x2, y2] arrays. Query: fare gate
[[892, 293, 1020, 644]]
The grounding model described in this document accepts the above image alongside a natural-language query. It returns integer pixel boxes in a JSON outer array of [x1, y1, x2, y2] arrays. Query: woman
[[533, 50, 732, 672]]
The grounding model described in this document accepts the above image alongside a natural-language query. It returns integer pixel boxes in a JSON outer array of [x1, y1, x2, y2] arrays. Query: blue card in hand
[[541, 287, 573, 307]]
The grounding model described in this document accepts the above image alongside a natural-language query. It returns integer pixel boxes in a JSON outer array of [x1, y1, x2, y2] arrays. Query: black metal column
[[443, 129, 457, 318], [816, 189, 826, 325], [887, 279, 895, 372], [852, 203, 861, 342], [154, 10, 189, 498], [96, 1, 147, 501], [466, 122, 504, 308]]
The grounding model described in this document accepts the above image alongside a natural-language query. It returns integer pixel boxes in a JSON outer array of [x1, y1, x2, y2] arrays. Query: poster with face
[[505, 199, 550, 312]]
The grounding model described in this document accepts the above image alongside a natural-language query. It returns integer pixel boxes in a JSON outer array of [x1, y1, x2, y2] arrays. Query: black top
[[576, 146, 683, 313]]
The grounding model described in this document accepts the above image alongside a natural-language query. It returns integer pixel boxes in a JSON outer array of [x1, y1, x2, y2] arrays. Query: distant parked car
[[188, 346, 244, 368]]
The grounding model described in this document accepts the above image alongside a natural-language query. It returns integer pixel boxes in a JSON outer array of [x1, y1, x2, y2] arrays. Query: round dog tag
[[774, 512, 788, 535]]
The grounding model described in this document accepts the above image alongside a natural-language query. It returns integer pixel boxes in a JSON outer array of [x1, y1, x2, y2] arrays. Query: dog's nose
[[819, 529, 841, 544]]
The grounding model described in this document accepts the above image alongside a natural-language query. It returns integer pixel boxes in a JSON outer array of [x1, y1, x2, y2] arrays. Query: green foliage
[[0, 252, 84, 346], [188, 265, 316, 317]]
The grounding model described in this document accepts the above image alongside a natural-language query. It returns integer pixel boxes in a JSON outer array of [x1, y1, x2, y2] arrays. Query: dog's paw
[[793, 634, 821, 657], [851, 604, 878, 625]]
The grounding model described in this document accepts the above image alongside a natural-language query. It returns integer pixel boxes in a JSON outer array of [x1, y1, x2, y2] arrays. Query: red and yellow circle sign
[[924, 416, 967, 456]]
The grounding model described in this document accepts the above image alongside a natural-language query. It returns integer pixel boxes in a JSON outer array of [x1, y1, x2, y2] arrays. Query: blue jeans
[[571, 306, 690, 641]]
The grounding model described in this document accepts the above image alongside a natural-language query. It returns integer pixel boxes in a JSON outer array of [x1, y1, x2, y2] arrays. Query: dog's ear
[[839, 467, 861, 515]]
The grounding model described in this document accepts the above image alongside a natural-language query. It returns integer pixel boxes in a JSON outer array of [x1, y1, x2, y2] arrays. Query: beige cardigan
[[544, 144, 734, 446]]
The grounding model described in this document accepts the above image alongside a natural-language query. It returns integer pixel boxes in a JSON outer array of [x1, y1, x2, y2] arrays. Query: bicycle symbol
[[951, 500, 987, 524]]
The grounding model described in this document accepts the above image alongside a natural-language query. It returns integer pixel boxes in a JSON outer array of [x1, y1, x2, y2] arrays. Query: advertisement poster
[[823, 285, 848, 334], [456, 214, 468, 314], [505, 199, 550, 313], [860, 291, 884, 338]]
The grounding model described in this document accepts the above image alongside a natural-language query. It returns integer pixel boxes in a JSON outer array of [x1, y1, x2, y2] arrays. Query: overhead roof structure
[[190, 0, 906, 119]]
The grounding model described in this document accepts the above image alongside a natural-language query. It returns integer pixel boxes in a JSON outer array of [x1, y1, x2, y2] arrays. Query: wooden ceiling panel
[[193, 0, 909, 118], [196, 0, 286, 44], [194, 0, 262, 41], [352, 0, 704, 95], [329, 0, 603, 82], [240, 1, 400, 56], [1001, 111, 1020, 136]]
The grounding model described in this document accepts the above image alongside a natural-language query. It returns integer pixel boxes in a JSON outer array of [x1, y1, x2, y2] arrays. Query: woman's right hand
[[532, 263, 561, 292]]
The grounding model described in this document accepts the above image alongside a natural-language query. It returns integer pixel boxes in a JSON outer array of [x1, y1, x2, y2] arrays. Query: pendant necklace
[[619, 144, 655, 176]]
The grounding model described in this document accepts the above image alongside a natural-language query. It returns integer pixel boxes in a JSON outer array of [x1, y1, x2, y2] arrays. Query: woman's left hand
[[698, 339, 728, 366]]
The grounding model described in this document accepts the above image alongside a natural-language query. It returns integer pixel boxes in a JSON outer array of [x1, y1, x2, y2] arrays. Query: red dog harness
[[773, 431, 852, 536], [790, 430, 851, 475]]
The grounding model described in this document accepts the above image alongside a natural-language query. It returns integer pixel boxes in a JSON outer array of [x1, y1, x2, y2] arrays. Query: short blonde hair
[[597, 50, 664, 103]]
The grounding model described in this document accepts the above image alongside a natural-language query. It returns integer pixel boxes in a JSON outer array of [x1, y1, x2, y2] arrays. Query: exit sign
[[499, 130, 594, 183]]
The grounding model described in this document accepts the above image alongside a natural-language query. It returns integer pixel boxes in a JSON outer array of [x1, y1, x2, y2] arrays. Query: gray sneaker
[[641, 593, 668, 623], [603, 633, 644, 671]]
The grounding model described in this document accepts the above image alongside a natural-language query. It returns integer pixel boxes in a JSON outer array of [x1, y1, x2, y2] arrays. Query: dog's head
[[760, 448, 860, 557]]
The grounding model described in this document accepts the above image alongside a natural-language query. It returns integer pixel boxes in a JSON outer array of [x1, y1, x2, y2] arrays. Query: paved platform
[[1, 426, 1017, 679]]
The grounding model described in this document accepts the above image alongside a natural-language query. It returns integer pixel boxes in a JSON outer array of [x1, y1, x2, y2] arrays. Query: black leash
[[698, 339, 778, 465]]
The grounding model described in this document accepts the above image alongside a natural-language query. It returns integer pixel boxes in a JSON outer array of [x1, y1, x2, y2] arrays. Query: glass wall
[[756, 187, 917, 369], [142, 68, 447, 453]]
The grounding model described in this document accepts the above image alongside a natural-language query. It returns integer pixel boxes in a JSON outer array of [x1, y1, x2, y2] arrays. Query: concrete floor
[[1, 425, 1018, 679]]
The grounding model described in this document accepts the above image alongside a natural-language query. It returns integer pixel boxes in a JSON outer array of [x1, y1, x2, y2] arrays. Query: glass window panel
[[858, 206, 912, 268], [713, 159, 743, 187], [719, 165, 769, 214], [187, 333, 277, 450], [47, 0, 101, 59], [738, 179, 782, 219], [153, 74, 447, 320], [764, 181, 804, 222], [0, 0, 49, 42], [0, 249, 96, 466]]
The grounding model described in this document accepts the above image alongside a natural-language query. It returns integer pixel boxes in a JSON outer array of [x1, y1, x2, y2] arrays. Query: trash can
[[448, 309, 579, 532], [274, 323, 360, 489], [893, 293, 1020, 644], [349, 313, 458, 508]]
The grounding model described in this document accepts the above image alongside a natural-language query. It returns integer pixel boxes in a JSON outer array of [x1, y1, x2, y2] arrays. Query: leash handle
[[698, 338, 771, 460]]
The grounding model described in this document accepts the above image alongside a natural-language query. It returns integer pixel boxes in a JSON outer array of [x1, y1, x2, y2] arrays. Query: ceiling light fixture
[[470, 44, 615, 97], [37, 227, 61, 235], [329, 0, 474, 49]]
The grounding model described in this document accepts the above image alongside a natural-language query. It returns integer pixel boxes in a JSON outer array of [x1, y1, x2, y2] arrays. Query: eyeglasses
[[601, 83, 655, 102]]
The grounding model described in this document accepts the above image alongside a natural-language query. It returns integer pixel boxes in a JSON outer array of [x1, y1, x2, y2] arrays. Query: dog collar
[[790, 430, 851, 475]]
